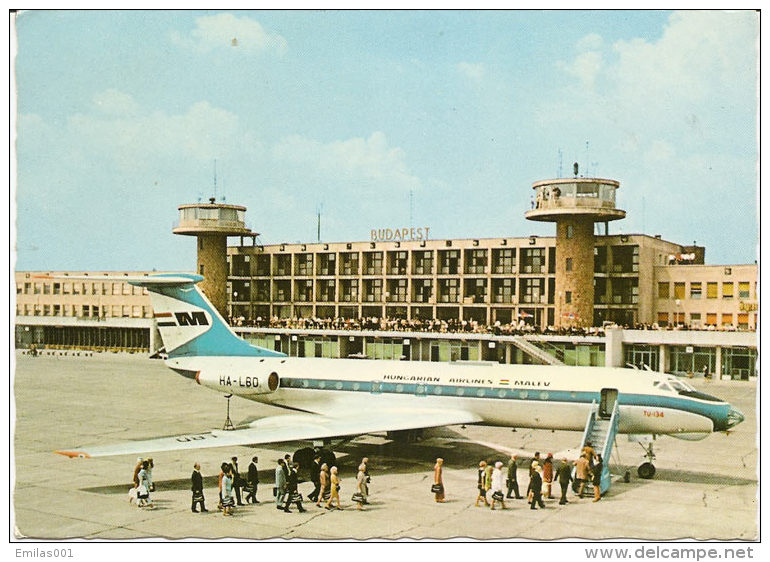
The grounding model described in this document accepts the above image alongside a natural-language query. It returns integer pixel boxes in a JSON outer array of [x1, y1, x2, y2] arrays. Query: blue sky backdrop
[[13, 10, 759, 271]]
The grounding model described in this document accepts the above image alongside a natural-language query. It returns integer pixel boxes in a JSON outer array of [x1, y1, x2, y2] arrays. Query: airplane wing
[[54, 407, 483, 458]]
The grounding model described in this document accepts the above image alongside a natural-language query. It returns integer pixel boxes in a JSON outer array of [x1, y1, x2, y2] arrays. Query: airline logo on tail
[[155, 311, 210, 328]]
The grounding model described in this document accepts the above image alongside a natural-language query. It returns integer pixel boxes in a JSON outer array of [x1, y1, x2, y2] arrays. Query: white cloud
[[170, 13, 287, 56], [92, 89, 140, 116], [457, 62, 486, 82], [271, 131, 422, 193]]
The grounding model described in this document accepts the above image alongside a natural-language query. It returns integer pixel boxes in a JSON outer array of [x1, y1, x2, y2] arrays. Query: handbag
[[492, 490, 504, 501], [431, 483, 444, 494], [351, 492, 364, 502], [272, 486, 278, 497]]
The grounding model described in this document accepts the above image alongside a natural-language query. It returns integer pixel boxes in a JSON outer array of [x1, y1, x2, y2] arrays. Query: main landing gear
[[637, 439, 657, 479]]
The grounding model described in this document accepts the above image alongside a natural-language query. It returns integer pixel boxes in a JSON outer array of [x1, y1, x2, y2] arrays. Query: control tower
[[173, 198, 256, 318], [525, 170, 625, 328]]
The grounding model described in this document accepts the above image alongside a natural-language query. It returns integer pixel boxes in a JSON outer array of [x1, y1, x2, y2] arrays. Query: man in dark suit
[[231, 456, 245, 506], [246, 456, 259, 504], [529, 462, 545, 510], [556, 457, 573, 505], [307, 454, 322, 503], [191, 463, 208, 513]]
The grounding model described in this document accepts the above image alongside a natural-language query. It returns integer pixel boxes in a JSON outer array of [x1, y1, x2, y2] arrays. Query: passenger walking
[[191, 462, 208, 513], [542, 454, 554, 499], [556, 457, 573, 505], [217, 462, 227, 511], [246, 456, 259, 504], [354, 464, 367, 510], [132, 457, 143, 488], [316, 463, 330, 507], [308, 454, 322, 503], [221, 464, 235, 516], [575, 453, 590, 498], [433, 458, 445, 503], [137, 460, 154, 508], [325, 466, 342, 510], [283, 463, 306, 512], [230, 456, 245, 506], [361, 457, 371, 504], [146, 458, 155, 492], [506, 454, 523, 499], [529, 452, 541, 478], [528, 462, 545, 510], [490, 461, 506, 510], [592, 454, 603, 502], [475, 461, 490, 507], [275, 459, 288, 509]]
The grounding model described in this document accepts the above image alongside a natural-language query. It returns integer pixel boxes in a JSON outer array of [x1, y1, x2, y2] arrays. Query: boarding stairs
[[511, 335, 564, 366], [578, 392, 620, 495]]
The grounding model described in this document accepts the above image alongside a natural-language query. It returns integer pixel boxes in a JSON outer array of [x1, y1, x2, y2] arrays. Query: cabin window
[[415, 385, 425, 394], [302, 380, 309, 388], [540, 391, 549, 400], [456, 387, 465, 396], [434, 387, 443, 395], [476, 389, 485, 397], [498, 389, 507, 398], [318, 381, 326, 389], [519, 390, 529, 399], [352, 382, 360, 391], [395, 384, 404, 393], [335, 381, 343, 390]]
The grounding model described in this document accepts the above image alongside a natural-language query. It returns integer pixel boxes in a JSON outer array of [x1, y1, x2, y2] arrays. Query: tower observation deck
[[173, 199, 257, 318], [525, 176, 626, 328]]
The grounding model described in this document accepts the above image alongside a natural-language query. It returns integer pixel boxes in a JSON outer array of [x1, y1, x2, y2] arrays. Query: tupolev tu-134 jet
[[54, 274, 744, 482]]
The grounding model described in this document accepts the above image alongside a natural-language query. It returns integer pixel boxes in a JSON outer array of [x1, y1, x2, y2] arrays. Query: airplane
[[53, 273, 745, 483]]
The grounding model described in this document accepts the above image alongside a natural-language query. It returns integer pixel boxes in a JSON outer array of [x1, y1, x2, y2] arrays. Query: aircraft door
[[599, 388, 618, 419]]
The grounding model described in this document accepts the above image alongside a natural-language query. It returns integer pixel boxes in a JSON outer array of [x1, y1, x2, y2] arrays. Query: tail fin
[[129, 274, 284, 359]]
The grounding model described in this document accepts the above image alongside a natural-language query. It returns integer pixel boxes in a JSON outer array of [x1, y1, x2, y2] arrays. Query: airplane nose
[[726, 406, 745, 429]]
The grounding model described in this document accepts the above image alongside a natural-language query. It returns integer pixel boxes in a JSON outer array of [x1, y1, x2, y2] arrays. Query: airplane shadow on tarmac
[[80, 426, 755, 496]]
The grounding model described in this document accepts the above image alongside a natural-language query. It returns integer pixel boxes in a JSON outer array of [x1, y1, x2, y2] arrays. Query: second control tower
[[525, 169, 625, 328], [173, 198, 256, 318]]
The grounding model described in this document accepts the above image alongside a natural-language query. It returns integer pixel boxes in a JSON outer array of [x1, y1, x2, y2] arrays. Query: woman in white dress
[[490, 461, 506, 510]]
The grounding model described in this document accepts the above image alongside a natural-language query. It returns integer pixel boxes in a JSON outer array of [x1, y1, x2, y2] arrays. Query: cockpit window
[[656, 382, 672, 392], [667, 378, 697, 393]]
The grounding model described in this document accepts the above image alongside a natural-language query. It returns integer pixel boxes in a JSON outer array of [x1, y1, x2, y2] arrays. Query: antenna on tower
[[557, 149, 563, 178], [316, 203, 323, 243], [585, 141, 590, 176], [409, 187, 414, 227], [213, 159, 218, 200]]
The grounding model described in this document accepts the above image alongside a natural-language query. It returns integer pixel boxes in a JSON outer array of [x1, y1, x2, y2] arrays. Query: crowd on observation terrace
[[227, 316, 752, 335]]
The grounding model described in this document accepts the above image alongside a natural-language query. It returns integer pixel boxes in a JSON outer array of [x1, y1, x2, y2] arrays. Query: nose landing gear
[[637, 440, 656, 479]]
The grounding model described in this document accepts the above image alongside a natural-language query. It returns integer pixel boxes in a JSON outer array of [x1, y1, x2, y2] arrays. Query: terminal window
[[722, 282, 734, 299], [413, 251, 433, 275], [658, 282, 669, 299], [492, 248, 515, 274], [690, 282, 702, 299], [707, 282, 718, 298], [738, 282, 750, 299]]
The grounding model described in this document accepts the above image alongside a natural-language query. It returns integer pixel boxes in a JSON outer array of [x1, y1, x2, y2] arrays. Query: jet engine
[[195, 369, 280, 396]]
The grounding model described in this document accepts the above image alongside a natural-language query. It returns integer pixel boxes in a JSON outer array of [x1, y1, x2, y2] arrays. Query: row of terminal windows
[[658, 281, 753, 300], [656, 311, 754, 329], [17, 281, 148, 296], [17, 304, 151, 318], [230, 278, 541, 304], [230, 248, 542, 277]]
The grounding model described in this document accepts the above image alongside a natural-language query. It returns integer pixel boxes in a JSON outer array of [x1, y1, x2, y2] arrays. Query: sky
[[12, 9, 759, 272]]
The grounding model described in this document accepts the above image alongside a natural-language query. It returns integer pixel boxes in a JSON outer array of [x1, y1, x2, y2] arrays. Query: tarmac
[[12, 351, 758, 541]]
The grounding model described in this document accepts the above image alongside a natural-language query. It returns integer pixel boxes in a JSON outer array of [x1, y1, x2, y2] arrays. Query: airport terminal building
[[14, 175, 758, 379]]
